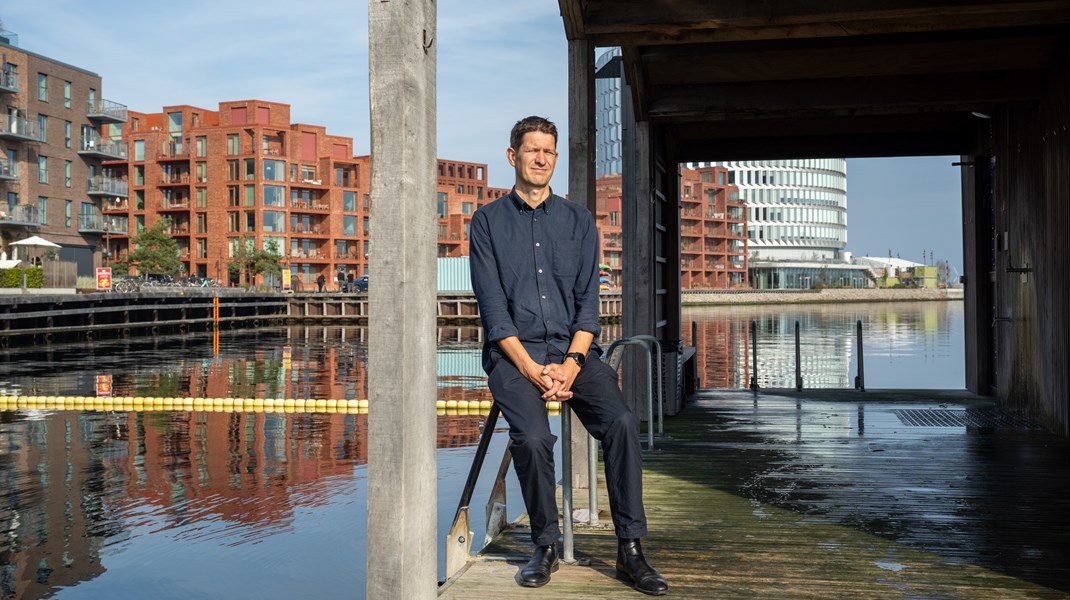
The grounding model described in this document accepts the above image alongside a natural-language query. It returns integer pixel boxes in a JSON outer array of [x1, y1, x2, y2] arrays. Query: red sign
[[97, 267, 112, 291], [95, 375, 113, 397]]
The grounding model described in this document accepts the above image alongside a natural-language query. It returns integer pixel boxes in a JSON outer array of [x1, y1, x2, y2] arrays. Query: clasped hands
[[524, 360, 580, 402]]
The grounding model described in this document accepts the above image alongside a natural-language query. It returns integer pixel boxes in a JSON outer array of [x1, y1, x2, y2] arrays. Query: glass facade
[[748, 262, 871, 290]]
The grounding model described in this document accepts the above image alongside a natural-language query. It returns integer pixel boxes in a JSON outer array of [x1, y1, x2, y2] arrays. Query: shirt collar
[[508, 188, 555, 214]]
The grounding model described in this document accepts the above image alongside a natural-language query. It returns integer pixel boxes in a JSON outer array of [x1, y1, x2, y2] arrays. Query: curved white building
[[693, 160, 848, 261]]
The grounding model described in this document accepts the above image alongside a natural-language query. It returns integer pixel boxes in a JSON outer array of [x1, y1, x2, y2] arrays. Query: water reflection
[[0, 325, 504, 599], [685, 301, 964, 389]]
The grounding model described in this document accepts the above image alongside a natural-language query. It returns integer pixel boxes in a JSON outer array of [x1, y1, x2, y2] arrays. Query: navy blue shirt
[[469, 189, 602, 374]]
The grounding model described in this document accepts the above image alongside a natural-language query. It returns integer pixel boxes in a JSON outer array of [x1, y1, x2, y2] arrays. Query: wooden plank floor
[[440, 389, 1070, 599]]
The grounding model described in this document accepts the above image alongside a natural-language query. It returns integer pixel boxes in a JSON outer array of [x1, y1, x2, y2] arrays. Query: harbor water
[[0, 301, 963, 598]]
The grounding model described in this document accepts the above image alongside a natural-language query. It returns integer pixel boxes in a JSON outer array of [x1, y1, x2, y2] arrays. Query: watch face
[[568, 352, 585, 366]]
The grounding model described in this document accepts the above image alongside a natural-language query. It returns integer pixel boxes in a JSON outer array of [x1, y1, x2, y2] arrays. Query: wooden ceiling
[[560, 1, 1070, 159]]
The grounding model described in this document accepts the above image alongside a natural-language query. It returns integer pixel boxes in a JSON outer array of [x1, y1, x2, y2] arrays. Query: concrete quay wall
[[683, 287, 963, 305]]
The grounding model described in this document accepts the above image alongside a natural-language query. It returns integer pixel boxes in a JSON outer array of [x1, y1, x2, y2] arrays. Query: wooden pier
[[440, 389, 1070, 599]]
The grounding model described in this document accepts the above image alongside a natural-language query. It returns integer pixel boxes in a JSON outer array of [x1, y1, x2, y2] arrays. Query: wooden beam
[[567, 36, 595, 489], [367, 1, 438, 598], [641, 35, 1058, 86], [645, 70, 1049, 119], [579, 1, 1070, 46], [673, 130, 975, 161], [559, 0, 585, 40], [620, 46, 648, 122]]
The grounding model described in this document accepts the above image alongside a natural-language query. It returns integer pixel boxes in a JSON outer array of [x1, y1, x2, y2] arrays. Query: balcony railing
[[79, 213, 106, 233], [159, 142, 189, 160], [290, 200, 331, 211], [0, 115, 41, 141], [87, 175, 129, 198], [104, 216, 129, 234], [290, 223, 324, 234], [78, 136, 127, 160], [103, 199, 129, 212], [160, 198, 191, 210], [0, 159, 17, 180], [87, 98, 129, 123], [0, 205, 42, 226], [0, 67, 17, 93], [160, 172, 191, 184]]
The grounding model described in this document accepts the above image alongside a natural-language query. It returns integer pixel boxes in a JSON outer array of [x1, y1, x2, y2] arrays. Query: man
[[469, 116, 669, 595]]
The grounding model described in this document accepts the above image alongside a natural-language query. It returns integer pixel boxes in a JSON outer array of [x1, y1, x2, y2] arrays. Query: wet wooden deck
[[439, 389, 1070, 599]]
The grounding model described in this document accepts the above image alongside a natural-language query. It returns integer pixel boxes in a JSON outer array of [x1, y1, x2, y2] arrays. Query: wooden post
[[567, 36, 595, 490], [621, 73, 655, 418], [367, 1, 438, 599]]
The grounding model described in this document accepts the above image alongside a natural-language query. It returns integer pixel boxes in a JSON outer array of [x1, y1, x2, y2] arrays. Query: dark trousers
[[487, 350, 648, 546]]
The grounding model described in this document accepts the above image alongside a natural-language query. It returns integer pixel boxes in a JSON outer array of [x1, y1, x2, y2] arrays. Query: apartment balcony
[[0, 159, 17, 181], [159, 198, 191, 211], [159, 142, 190, 160], [78, 135, 127, 160], [292, 178, 325, 188], [160, 172, 191, 185], [102, 198, 129, 213], [87, 175, 129, 198], [0, 67, 16, 93], [0, 205, 43, 227], [79, 213, 107, 234], [290, 200, 331, 212], [0, 115, 41, 142], [104, 216, 129, 235], [87, 99, 129, 123], [290, 223, 326, 235], [168, 224, 191, 236]]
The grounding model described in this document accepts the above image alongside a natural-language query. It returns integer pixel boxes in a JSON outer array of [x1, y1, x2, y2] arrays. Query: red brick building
[[593, 166, 748, 290], [104, 100, 497, 287], [679, 166, 749, 288]]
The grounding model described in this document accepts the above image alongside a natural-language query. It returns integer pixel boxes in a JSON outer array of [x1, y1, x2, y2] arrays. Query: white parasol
[[10, 235, 62, 249]]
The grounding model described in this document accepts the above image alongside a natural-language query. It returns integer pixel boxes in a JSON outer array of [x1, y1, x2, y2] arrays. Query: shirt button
[[538, 269, 543, 273], [535, 242, 540, 247], [541, 295, 546, 299]]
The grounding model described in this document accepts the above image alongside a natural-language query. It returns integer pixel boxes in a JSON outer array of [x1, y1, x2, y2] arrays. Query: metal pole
[[691, 320, 700, 390], [855, 320, 866, 391], [750, 319, 759, 391], [587, 434, 598, 525], [561, 406, 574, 563], [795, 320, 803, 391]]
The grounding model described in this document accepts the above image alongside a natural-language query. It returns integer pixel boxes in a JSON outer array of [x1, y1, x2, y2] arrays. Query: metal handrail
[[627, 335, 664, 437], [604, 338, 657, 450]]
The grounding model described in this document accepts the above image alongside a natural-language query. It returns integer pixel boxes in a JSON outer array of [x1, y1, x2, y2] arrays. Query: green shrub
[[0, 267, 43, 288]]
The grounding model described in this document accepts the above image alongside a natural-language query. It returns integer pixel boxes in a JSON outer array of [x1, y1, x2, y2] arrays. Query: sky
[[2, 1, 963, 270]]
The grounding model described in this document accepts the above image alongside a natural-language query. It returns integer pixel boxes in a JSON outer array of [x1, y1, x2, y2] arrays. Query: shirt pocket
[[553, 240, 582, 278]]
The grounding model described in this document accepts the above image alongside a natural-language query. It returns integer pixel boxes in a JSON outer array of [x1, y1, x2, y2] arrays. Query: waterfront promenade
[[440, 389, 1069, 599]]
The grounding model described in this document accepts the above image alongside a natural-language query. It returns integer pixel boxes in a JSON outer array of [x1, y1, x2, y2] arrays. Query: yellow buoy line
[[0, 396, 561, 416]]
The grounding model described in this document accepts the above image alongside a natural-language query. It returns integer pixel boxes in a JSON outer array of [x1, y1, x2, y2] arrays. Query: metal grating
[[892, 408, 1040, 429]]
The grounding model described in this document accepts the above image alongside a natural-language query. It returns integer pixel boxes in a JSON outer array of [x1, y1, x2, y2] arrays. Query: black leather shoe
[[616, 538, 669, 596], [518, 544, 559, 588]]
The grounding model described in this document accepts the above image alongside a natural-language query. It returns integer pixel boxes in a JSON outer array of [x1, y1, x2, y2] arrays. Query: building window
[[228, 212, 240, 233], [37, 73, 47, 101], [343, 215, 357, 236], [263, 211, 286, 233], [227, 134, 240, 155], [37, 115, 47, 142], [244, 185, 255, 206], [244, 158, 255, 180], [196, 161, 207, 183], [38, 156, 48, 183], [343, 191, 356, 211], [245, 211, 256, 232], [196, 136, 208, 157], [301, 165, 316, 181], [134, 140, 145, 161], [264, 185, 285, 207], [263, 159, 285, 181], [227, 160, 240, 181], [134, 190, 145, 211], [63, 121, 72, 148], [64, 160, 71, 187], [462, 202, 473, 215], [63, 81, 71, 108], [196, 187, 207, 208], [65, 200, 72, 227], [38, 197, 48, 223], [135, 165, 144, 186]]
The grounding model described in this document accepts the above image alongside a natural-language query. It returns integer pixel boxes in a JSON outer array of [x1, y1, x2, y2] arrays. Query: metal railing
[[748, 318, 867, 392]]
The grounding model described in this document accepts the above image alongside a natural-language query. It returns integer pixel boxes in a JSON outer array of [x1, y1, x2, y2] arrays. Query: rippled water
[[0, 302, 964, 598]]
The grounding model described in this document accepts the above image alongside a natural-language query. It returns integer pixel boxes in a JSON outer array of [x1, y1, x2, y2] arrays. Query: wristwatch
[[565, 352, 586, 367]]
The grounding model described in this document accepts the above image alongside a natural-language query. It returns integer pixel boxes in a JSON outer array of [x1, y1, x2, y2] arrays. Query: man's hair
[[510, 116, 558, 150]]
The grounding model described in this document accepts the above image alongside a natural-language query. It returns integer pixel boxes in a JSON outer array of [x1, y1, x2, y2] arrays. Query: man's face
[[508, 131, 558, 189]]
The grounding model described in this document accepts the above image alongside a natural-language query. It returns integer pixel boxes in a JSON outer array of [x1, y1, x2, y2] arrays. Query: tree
[[123, 217, 181, 275], [226, 236, 283, 288]]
